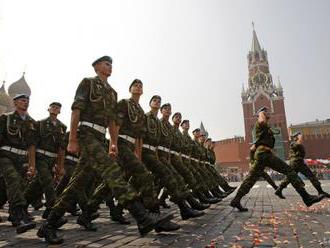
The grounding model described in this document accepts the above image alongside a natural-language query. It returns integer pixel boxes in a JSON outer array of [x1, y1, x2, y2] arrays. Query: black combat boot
[[211, 188, 227, 199], [314, 184, 330, 198], [202, 191, 222, 203], [126, 201, 173, 236], [37, 222, 64, 244], [11, 206, 37, 234], [296, 187, 325, 207], [274, 184, 286, 199], [230, 197, 248, 212], [42, 208, 51, 219], [225, 185, 237, 195], [178, 200, 204, 220], [32, 199, 44, 211], [154, 220, 181, 232], [77, 210, 98, 231], [186, 194, 210, 210], [110, 204, 131, 225], [193, 191, 217, 204], [67, 204, 81, 216], [159, 192, 171, 209]]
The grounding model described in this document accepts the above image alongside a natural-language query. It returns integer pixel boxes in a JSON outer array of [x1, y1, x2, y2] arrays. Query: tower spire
[[251, 22, 262, 52]]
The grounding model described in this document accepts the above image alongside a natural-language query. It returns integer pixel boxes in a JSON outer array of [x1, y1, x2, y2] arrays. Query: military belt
[[119, 134, 135, 144], [257, 145, 272, 152], [170, 150, 180, 156], [80, 121, 106, 134], [65, 155, 79, 162], [181, 154, 190, 159], [0, 146, 27, 156], [36, 149, 57, 158], [142, 144, 157, 151], [157, 146, 170, 153]]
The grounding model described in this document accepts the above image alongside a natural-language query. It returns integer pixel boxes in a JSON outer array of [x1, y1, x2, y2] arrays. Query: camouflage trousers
[[143, 149, 189, 204], [55, 160, 77, 196], [181, 158, 205, 192], [249, 150, 277, 190], [117, 139, 157, 209], [0, 154, 27, 208], [47, 131, 136, 222], [25, 156, 56, 209], [279, 159, 322, 192], [170, 153, 200, 192], [0, 176, 7, 207], [189, 160, 213, 191], [207, 165, 233, 191], [235, 149, 304, 199]]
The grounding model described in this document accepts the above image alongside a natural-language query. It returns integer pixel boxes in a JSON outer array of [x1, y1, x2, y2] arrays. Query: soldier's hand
[[109, 144, 118, 159], [68, 139, 80, 154], [250, 144, 256, 151], [27, 166, 36, 179]]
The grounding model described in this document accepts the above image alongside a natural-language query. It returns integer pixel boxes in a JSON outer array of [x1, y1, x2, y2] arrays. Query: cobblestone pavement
[[2, 181, 330, 247]]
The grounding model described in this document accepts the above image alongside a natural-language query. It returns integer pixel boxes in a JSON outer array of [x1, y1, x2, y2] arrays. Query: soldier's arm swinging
[[108, 120, 119, 157], [56, 148, 65, 177], [68, 109, 80, 154], [27, 145, 36, 178]]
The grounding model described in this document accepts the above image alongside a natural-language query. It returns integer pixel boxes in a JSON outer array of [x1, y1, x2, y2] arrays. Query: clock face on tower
[[252, 71, 269, 87]]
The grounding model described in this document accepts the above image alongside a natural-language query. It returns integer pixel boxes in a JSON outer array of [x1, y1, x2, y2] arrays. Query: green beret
[[192, 128, 200, 134], [172, 112, 181, 120], [291, 131, 302, 139], [92, 56, 112, 67], [257, 106, 268, 114], [13, 94, 29, 101], [180, 119, 189, 126], [149, 95, 161, 105], [160, 103, 171, 111], [129, 79, 143, 91], [49, 102, 62, 107]]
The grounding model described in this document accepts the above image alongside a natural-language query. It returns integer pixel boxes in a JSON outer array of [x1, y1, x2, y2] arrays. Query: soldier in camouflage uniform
[[38, 56, 172, 244], [54, 131, 81, 216], [143, 98, 206, 222], [191, 129, 222, 203], [230, 107, 325, 212], [275, 132, 330, 199], [0, 94, 36, 233], [199, 135, 233, 198], [24, 102, 67, 219], [248, 144, 279, 192], [204, 138, 236, 195], [181, 123, 219, 204]]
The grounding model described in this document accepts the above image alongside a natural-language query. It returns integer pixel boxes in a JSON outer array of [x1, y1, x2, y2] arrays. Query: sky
[[0, 0, 329, 140]]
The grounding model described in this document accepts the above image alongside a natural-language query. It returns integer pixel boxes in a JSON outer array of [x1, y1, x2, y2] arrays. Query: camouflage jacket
[[144, 111, 161, 147], [171, 125, 183, 153], [71, 76, 117, 128], [289, 142, 305, 161], [117, 98, 146, 139], [181, 130, 194, 156], [36, 117, 67, 153], [0, 111, 37, 150], [158, 118, 173, 149], [253, 121, 275, 149]]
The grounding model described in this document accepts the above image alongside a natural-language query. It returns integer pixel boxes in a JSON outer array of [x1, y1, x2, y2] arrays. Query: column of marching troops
[[0, 55, 329, 245]]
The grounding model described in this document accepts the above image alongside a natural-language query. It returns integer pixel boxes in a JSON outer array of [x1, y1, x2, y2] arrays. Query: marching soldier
[[191, 129, 221, 203], [37, 56, 172, 244], [143, 97, 206, 222], [24, 102, 66, 219], [275, 132, 330, 199], [230, 107, 325, 211], [204, 138, 236, 195], [0, 94, 37, 233]]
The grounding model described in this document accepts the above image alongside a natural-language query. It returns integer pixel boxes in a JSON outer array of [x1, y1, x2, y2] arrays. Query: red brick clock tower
[[241, 25, 289, 159]]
